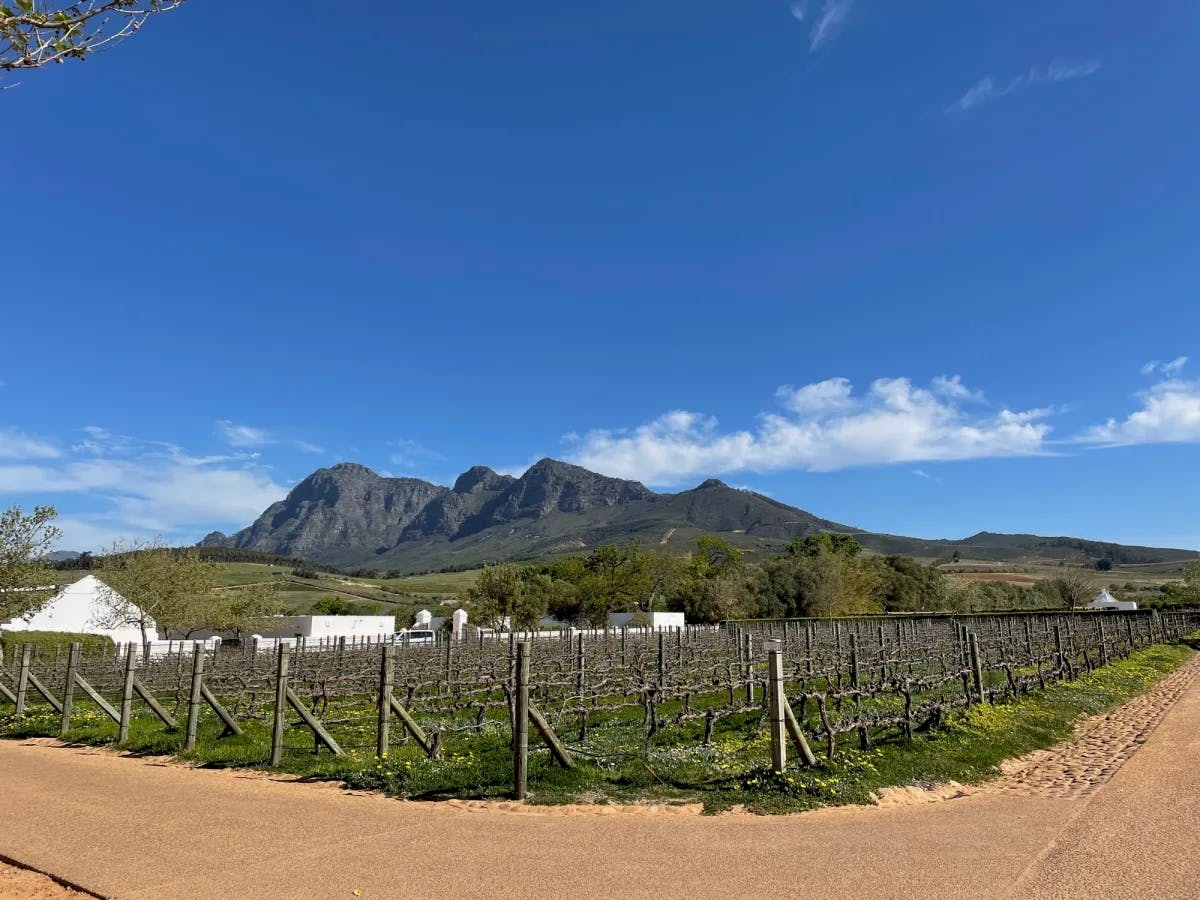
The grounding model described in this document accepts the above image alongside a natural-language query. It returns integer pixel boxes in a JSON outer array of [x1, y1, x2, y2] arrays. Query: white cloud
[[789, 1, 809, 23], [946, 58, 1100, 114], [216, 420, 274, 448], [931, 374, 984, 402], [568, 376, 1051, 485], [808, 0, 854, 51], [0, 427, 60, 459], [1081, 377, 1200, 446], [776, 377, 854, 414]]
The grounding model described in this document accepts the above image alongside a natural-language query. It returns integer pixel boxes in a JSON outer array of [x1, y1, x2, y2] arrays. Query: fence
[[2, 607, 1198, 799]]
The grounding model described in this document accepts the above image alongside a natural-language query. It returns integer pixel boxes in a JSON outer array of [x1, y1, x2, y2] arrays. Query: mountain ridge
[[200, 459, 1197, 572]]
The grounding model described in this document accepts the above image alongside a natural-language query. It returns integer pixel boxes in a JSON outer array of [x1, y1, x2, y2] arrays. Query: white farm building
[[0, 574, 152, 644]]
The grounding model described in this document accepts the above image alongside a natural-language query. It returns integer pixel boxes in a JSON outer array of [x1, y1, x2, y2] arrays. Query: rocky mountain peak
[[453, 465, 514, 494]]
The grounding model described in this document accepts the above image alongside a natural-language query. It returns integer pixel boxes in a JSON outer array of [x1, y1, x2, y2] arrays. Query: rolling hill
[[199, 459, 1197, 572]]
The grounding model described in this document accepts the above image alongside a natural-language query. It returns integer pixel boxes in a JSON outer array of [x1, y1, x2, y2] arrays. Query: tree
[[584, 543, 653, 612], [2, 1, 184, 75], [1048, 568, 1093, 611], [312, 595, 354, 616], [787, 532, 863, 559], [180, 580, 283, 640], [94, 538, 218, 646], [462, 564, 547, 630], [1179, 560, 1200, 604], [0, 505, 62, 621]]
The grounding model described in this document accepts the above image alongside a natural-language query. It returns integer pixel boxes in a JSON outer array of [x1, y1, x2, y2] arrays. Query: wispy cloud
[[1140, 356, 1188, 377], [567, 375, 1052, 486], [216, 420, 323, 454], [216, 420, 274, 448], [388, 438, 444, 470], [0, 426, 286, 550], [946, 59, 1100, 115], [790, 1, 855, 52], [0, 427, 60, 459]]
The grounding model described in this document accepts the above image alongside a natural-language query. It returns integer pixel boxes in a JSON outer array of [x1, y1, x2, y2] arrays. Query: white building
[[0, 574, 152, 644], [1089, 589, 1138, 612]]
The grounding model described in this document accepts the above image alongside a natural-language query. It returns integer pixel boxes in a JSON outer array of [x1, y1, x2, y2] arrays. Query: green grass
[[4, 638, 1193, 815], [0, 630, 113, 655]]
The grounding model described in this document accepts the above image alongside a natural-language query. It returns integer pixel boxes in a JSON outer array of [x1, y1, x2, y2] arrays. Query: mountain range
[[199, 459, 1197, 572]]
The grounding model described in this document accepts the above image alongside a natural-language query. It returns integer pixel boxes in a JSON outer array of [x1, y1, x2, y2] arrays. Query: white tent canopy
[[1089, 588, 1138, 612], [0, 574, 153, 644]]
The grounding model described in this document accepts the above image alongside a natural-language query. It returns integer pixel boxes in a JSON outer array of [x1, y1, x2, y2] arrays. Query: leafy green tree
[[694, 536, 744, 578], [94, 538, 219, 646], [1, 1, 184, 75], [786, 532, 863, 559], [312, 595, 354, 616], [0, 505, 62, 622], [584, 543, 652, 612], [462, 564, 547, 630]]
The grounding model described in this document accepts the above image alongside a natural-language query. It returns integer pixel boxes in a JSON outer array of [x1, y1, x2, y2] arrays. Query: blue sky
[[2, 1, 1198, 553]]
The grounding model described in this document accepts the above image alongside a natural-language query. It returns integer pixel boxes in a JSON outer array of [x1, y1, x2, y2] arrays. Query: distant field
[[371, 570, 482, 595], [956, 572, 1040, 586]]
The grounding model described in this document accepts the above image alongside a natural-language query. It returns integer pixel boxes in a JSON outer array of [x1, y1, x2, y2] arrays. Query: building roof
[[0, 574, 153, 644]]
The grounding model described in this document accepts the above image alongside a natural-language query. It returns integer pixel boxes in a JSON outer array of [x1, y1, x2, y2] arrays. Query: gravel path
[[989, 653, 1200, 798], [2, 653, 1199, 899], [0, 863, 81, 900]]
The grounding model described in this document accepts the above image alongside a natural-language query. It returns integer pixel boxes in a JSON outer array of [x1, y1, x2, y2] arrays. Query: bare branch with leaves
[[1, 1, 183, 72]]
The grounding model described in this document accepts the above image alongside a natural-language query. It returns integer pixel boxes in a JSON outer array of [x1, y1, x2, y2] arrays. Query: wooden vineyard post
[[185, 643, 205, 751], [744, 633, 754, 706], [15, 645, 31, 718], [1098, 618, 1109, 667], [119, 644, 137, 742], [60, 642, 80, 737], [1053, 625, 1065, 680], [377, 643, 395, 758], [766, 640, 787, 773], [850, 633, 868, 749], [513, 641, 530, 801], [968, 632, 985, 704], [657, 632, 666, 692], [270, 643, 290, 765]]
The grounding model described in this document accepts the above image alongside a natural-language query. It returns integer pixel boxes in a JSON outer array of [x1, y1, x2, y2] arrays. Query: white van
[[393, 629, 436, 646]]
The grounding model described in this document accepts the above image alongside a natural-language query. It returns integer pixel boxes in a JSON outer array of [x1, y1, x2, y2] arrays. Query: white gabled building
[[0, 574, 152, 645]]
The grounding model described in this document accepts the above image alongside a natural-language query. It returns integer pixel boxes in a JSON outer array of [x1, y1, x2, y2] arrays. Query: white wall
[[608, 612, 687, 631], [247, 615, 396, 640]]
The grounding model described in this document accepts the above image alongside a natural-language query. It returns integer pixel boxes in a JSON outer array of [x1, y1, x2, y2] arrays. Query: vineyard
[[2, 608, 1199, 803]]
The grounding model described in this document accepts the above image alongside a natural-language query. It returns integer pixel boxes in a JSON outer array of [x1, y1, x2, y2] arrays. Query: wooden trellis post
[[119, 644, 137, 742], [766, 640, 787, 773], [377, 642, 394, 757], [968, 632, 984, 704], [185, 643, 205, 751], [60, 643, 80, 737], [514, 641, 530, 800], [271, 643, 290, 765]]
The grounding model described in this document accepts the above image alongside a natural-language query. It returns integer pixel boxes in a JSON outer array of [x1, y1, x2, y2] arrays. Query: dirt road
[[2, 656, 1199, 900]]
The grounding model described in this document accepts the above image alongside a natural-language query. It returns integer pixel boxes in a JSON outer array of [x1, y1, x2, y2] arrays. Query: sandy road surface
[[2, 655, 1199, 900]]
